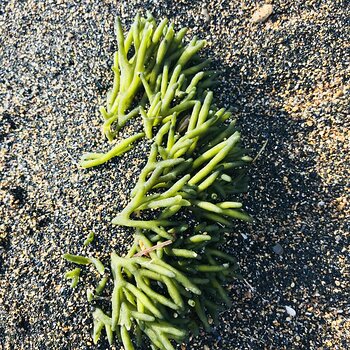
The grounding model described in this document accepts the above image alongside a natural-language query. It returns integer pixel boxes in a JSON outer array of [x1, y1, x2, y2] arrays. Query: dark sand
[[0, 0, 349, 349]]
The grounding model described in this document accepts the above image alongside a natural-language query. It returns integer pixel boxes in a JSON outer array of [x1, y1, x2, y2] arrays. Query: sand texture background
[[0, 0, 349, 349]]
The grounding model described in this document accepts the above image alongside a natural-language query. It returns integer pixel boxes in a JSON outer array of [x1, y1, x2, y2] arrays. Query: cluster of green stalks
[[65, 13, 252, 350]]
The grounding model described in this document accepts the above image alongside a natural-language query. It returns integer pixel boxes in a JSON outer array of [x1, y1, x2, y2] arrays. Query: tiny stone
[[285, 305, 296, 317], [273, 243, 284, 255], [201, 7, 210, 22], [251, 4, 273, 24], [241, 232, 248, 239]]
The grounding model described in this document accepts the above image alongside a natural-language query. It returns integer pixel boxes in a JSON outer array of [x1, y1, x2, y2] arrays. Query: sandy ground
[[0, 0, 349, 349]]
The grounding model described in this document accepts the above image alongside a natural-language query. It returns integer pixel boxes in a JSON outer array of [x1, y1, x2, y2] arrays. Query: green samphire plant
[[64, 12, 253, 350]]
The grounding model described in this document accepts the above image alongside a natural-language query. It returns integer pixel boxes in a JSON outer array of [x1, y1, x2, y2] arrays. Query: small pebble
[[251, 4, 273, 23], [201, 6, 210, 22], [285, 305, 296, 317], [273, 243, 284, 255]]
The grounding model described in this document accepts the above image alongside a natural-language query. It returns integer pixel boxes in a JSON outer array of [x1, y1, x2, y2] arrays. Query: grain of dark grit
[[0, 0, 349, 349]]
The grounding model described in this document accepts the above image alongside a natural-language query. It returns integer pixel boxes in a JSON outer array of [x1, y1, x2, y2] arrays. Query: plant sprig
[[65, 13, 253, 350]]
